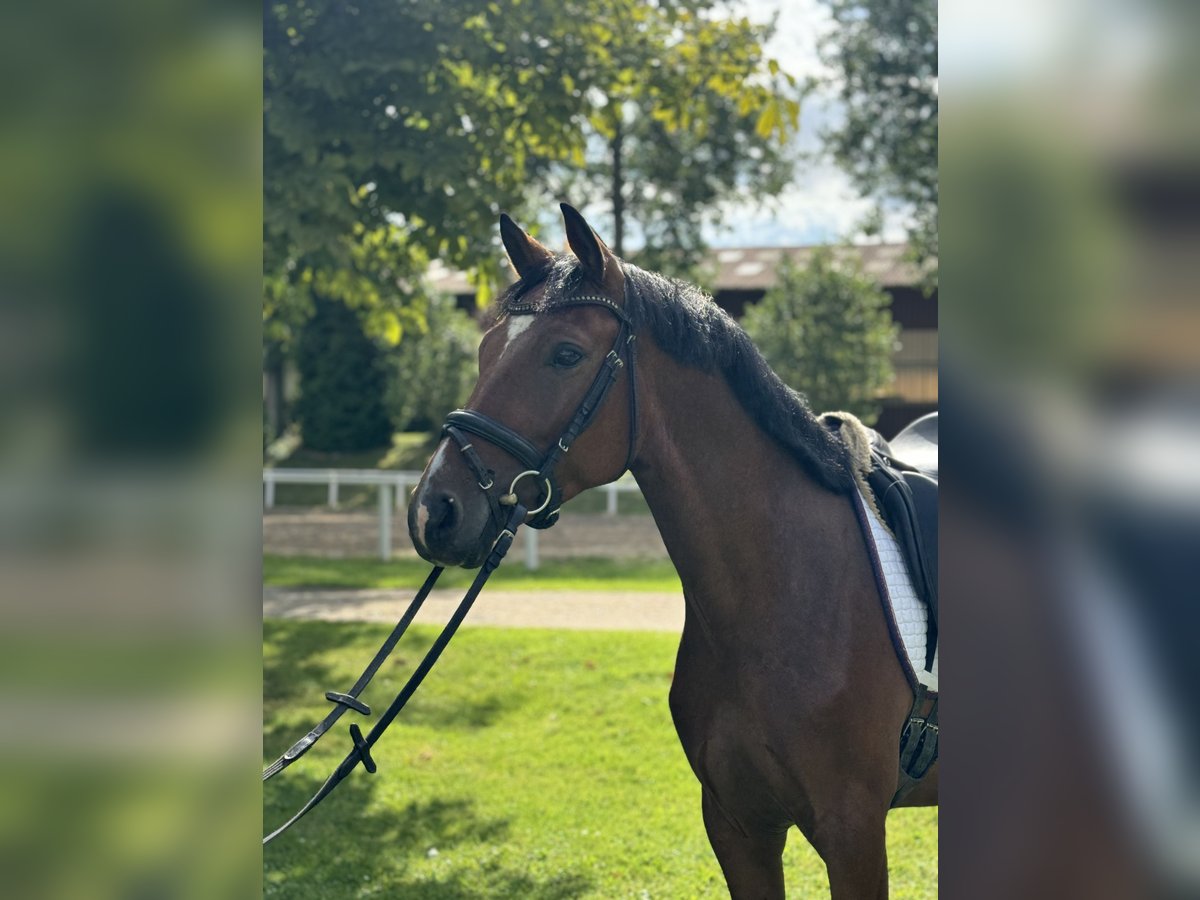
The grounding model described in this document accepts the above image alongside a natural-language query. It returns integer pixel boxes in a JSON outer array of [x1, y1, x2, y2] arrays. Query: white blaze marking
[[499, 316, 535, 360], [416, 503, 430, 542], [417, 444, 449, 545]]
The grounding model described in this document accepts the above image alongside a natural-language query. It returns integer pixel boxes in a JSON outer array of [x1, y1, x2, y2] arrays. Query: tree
[[264, 0, 591, 352], [533, 2, 800, 274], [265, 0, 800, 336], [819, 0, 937, 276], [384, 295, 480, 433], [294, 296, 392, 452], [264, 0, 801, 445], [264, 0, 592, 441], [742, 248, 898, 424]]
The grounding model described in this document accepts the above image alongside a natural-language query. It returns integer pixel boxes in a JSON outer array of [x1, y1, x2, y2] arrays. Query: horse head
[[408, 204, 638, 568]]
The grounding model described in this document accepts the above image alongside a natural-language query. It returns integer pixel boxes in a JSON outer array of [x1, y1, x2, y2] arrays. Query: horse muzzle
[[408, 476, 493, 569]]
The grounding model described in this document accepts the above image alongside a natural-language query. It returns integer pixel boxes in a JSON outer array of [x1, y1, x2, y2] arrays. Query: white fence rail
[[263, 468, 642, 567]]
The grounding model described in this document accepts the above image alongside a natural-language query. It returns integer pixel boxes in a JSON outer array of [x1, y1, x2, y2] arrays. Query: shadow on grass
[[387, 688, 527, 731], [263, 619, 388, 706], [265, 768, 593, 899], [263, 691, 527, 764], [264, 620, 528, 771], [380, 870, 593, 899]]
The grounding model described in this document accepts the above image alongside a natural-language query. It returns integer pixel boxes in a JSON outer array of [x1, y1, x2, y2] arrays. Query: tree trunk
[[611, 119, 625, 257], [264, 341, 286, 441]]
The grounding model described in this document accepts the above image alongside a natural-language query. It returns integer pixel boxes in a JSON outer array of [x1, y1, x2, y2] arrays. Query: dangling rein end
[[262, 505, 527, 846]]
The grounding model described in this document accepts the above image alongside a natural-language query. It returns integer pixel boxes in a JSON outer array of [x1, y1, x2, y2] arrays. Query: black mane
[[496, 256, 853, 494]]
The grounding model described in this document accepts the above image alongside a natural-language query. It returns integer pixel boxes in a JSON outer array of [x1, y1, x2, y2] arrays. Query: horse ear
[[560, 203, 615, 283], [499, 213, 553, 279]]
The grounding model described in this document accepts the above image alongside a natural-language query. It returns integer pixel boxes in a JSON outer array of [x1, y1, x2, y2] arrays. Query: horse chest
[[671, 646, 796, 767]]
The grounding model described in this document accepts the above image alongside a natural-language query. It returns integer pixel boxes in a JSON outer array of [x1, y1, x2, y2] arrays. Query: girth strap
[[891, 681, 939, 806]]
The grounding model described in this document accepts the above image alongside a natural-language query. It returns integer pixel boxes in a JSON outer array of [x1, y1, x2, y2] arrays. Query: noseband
[[442, 290, 639, 531]]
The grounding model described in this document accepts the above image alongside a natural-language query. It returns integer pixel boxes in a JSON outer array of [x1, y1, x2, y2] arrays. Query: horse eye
[[551, 345, 584, 369]]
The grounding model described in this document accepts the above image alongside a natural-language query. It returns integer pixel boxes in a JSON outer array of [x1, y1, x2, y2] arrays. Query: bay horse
[[408, 204, 937, 898]]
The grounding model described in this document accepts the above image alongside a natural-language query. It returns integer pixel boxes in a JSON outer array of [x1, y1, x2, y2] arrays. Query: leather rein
[[263, 288, 638, 845]]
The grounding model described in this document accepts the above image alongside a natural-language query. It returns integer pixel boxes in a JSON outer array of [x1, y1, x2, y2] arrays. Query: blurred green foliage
[[0, 0, 263, 894], [941, 107, 1121, 378], [820, 0, 938, 279], [384, 295, 481, 433], [295, 296, 393, 451], [743, 248, 898, 424]]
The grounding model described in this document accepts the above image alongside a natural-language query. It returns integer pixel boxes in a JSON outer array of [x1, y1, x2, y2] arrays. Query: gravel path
[[265, 509, 680, 631], [263, 586, 685, 633]]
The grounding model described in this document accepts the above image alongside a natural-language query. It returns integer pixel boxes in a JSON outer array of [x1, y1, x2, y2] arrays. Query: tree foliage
[[265, 0, 802, 449], [265, 0, 799, 341], [384, 295, 480, 433], [294, 296, 392, 452], [264, 0, 587, 347], [537, 3, 800, 273], [819, 0, 937, 274], [742, 248, 898, 425]]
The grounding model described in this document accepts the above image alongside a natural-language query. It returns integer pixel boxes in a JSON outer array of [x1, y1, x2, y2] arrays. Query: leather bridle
[[263, 283, 638, 846], [443, 291, 638, 532]]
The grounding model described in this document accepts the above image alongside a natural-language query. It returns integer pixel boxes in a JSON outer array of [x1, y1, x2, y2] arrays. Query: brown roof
[[425, 259, 477, 297], [427, 242, 922, 296], [704, 244, 920, 290]]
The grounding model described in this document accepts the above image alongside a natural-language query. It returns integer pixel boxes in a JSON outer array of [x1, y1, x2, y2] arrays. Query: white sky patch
[[704, 0, 913, 247], [524, 0, 918, 250]]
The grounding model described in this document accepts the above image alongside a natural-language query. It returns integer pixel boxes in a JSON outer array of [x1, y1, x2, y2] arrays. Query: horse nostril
[[432, 493, 460, 533]]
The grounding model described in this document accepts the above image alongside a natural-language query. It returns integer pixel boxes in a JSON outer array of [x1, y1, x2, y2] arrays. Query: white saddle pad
[[858, 489, 938, 688]]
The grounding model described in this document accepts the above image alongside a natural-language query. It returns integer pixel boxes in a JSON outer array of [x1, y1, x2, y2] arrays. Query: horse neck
[[629, 341, 864, 643]]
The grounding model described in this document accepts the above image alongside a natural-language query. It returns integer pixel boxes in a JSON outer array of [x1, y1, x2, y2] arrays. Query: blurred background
[[941, 0, 1200, 897]]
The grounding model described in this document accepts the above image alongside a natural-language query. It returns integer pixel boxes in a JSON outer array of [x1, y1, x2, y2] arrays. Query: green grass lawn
[[264, 555, 684, 593], [264, 621, 937, 898]]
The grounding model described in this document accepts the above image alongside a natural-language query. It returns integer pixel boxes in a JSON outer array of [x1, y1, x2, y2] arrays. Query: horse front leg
[[702, 789, 788, 900], [808, 804, 889, 900]]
